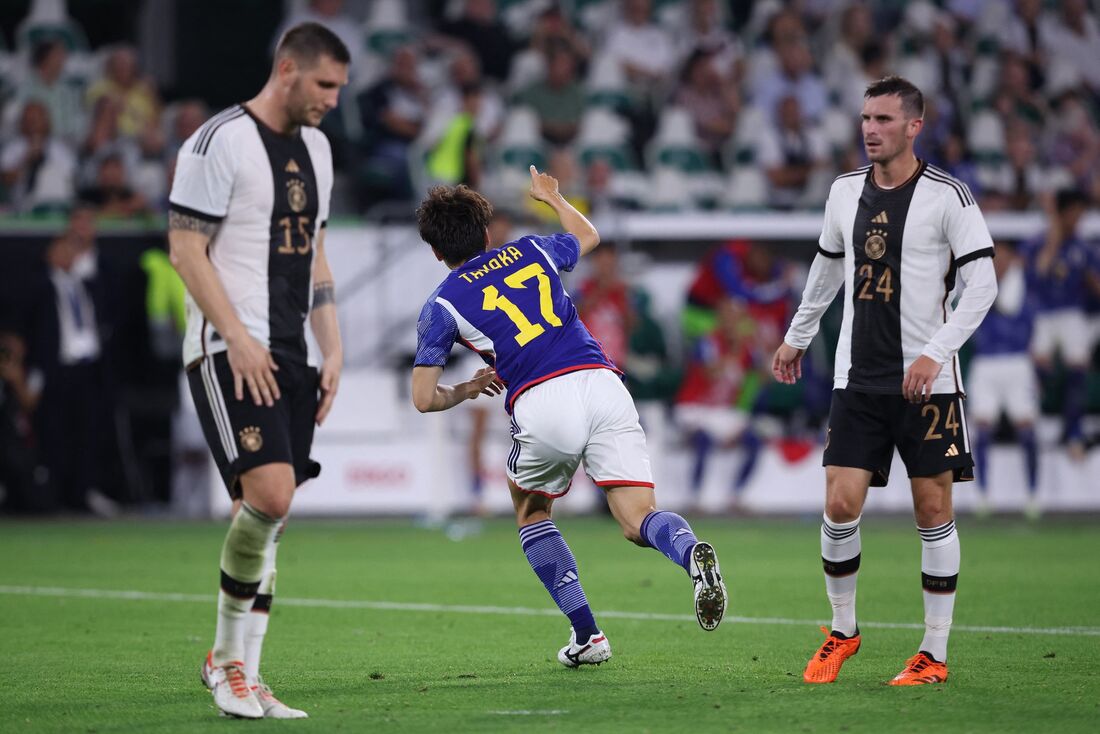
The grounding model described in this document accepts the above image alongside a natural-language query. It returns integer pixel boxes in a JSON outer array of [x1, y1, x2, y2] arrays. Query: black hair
[[31, 38, 63, 68], [416, 185, 494, 267], [865, 75, 925, 119], [276, 22, 351, 67], [1055, 188, 1089, 212]]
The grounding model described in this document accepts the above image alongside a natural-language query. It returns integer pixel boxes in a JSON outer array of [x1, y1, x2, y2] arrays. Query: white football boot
[[201, 653, 262, 719], [557, 628, 612, 668], [689, 541, 727, 631], [252, 676, 309, 719]]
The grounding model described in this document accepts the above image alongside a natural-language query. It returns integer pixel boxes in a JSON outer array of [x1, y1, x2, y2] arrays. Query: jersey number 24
[[482, 263, 562, 346]]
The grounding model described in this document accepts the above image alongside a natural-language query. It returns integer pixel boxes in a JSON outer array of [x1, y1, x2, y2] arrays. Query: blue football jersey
[[415, 233, 619, 412]]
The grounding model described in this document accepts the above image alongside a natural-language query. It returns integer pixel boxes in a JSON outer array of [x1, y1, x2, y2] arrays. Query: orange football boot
[[887, 652, 948, 686], [803, 626, 861, 683]]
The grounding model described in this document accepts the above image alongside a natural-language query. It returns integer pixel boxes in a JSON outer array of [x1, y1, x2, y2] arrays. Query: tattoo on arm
[[312, 281, 336, 310], [168, 210, 220, 238]]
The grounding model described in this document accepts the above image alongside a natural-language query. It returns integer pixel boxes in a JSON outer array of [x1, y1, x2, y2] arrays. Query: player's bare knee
[[824, 493, 862, 523]]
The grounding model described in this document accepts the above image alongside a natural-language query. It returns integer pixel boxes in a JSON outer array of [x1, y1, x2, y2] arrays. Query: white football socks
[[918, 520, 960, 662], [821, 514, 861, 637], [212, 503, 283, 667], [244, 518, 285, 680]]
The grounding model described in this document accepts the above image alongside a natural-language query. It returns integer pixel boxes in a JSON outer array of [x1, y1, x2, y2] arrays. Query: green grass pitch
[[1, 516, 1097, 733]]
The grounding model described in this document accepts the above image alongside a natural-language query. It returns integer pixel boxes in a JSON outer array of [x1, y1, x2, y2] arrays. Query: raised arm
[[527, 165, 600, 256]]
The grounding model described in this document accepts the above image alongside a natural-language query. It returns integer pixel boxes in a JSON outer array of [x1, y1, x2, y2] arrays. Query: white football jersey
[[169, 105, 334, 366], [785, 162, 997, 395]]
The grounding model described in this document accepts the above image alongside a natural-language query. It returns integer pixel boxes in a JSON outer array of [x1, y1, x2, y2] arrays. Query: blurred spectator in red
[[684, 240, 793, 347], [436, 0, 518, 83], [674, 49, 740, 161], [673, 298, 762, 511], [757, 95, 830, 209], [356, 45, 427, 203], [12, 38, 86, 145], [575, 242, 635, 370], [1, 100, 77, 213], [514, 44, 586, 146]]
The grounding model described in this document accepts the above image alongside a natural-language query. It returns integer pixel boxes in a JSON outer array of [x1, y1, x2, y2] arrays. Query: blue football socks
[[519, 520, 599, 641], [640, 511, 698, 572]]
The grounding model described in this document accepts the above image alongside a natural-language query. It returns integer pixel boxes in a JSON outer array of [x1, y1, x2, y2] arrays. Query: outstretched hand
[[467, 366, 504, 400], [772, 342, 805, 385], [528, 165, 560, 204]]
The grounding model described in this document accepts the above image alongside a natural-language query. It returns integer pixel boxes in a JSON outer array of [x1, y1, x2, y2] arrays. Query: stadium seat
[[721, 165, 769, 210], [577, 107, 637, 172], [585, 52, 632, 113]]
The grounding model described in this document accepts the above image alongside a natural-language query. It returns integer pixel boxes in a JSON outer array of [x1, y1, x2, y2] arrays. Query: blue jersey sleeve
[[527, 233, 581, 272], [414, 299, 458, 367]]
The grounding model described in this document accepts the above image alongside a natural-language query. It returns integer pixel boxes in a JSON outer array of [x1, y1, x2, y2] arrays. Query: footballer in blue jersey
[[967, 242, 1041, 515], [410, 167, 728, 668]]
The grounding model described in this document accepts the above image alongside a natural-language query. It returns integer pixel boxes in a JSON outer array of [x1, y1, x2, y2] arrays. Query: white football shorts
[[1031, 309, 1091, 367], [508, 368, 653, 497], [967, 353, 1040, 424]]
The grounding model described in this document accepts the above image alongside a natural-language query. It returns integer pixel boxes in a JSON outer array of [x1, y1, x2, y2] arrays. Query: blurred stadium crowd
[[2, 0, 1100, 216], [0, 0, 1098, 517]]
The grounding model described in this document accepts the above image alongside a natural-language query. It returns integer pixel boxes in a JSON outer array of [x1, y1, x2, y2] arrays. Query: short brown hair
[[276, 22, 350, 67], [416, 185, 494, 267], [865, 75, 924, 119]]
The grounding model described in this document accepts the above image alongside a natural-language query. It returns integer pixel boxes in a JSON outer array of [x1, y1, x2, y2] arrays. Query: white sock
[[821, 513, 861, 637], [918, 520, 960, 662], [244, 519, 285, 680], [212, 503, 282, 666]]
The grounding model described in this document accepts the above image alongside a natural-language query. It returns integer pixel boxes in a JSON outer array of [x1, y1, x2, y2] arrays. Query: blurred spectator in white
[[674, 49, 740, 162], [1040, 0, 1100, 97], [674, 0, 743, 81], [999, 0, 1048, 91], [750, 16, 827, 126], [1045, 91, 1100, 205], [273, 0, 362, 74], [12, 38, 86, 145], [432, 49, 503, 144], [77, 153, 151, 219], [824, 3, 875, 115], [978, 120, 1064, 212], [86, 45, 161, 142], [436, 0, 518, 83], [604, 0, 676, 89], [514, 44, 586, 146], [756, 95, 830, 209], [356, 45, 427, 203], [1, 100, 76, 213]]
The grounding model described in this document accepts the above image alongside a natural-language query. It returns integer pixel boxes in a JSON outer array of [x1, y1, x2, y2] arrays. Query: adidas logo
[[871, 210, 889, 224], [285, 158, 300, 173], [555, 571, 578, 589], [944, 444, 959, 457], [672, 528, 692, 540]]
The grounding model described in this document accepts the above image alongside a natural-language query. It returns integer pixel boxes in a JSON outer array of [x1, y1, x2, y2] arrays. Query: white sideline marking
[[1, 585, 1098, 637]]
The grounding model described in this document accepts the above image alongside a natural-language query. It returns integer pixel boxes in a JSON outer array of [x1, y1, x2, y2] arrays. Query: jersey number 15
[[482, 263, 563, 346]]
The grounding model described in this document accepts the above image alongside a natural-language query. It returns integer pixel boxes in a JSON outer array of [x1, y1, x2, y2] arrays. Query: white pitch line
[[1, 585, 1098, 637]]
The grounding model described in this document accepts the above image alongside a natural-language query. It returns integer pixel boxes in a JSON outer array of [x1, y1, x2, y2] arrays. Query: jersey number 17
[[482, 263, 563, 346]]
